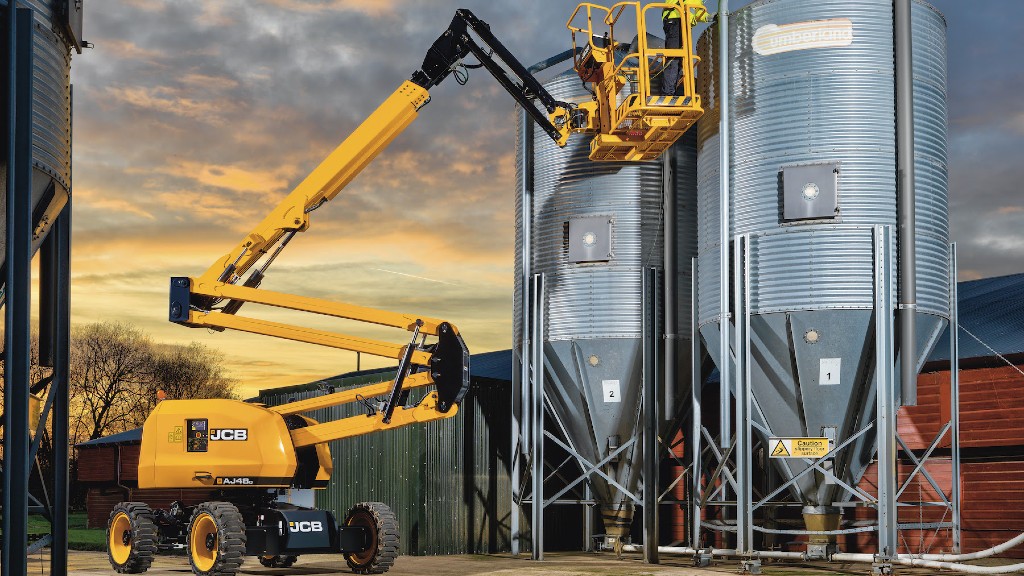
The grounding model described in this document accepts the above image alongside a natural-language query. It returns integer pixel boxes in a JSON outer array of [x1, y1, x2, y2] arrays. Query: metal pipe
[[833, 553, 1024, 575], [519, 109, 534, 453], [642, 268, 660, 564], [621, 544, 806, 560], [530, 273, 546, 560], [950, 242, 962, 553], [717, 0, 731, 450], [663, 152, 677, 420], [895, 0, 918, 406], [689, 257, 702, 548], [622, 545, 1024, 574]]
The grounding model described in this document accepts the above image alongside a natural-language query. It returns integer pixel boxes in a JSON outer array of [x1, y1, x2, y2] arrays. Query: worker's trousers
[[662, 17, 682, 96]]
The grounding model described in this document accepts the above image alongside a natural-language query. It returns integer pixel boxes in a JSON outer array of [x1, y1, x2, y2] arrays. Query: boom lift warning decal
[[769, 437, 830, 459]]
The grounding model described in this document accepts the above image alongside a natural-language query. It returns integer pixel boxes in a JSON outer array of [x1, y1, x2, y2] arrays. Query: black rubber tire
[[258, 555, 298, 568], [186, 501, 247, 576], [343, 502, 399, 574], [106, 502, 158, 574]]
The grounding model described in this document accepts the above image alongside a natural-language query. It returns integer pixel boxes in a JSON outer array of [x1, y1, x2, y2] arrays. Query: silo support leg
[[873, 225, 898, 561]]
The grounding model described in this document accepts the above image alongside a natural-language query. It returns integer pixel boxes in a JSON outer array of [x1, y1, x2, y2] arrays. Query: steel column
[[663, 151, 677, 423], [733, 235, 752, 554], [584, 483, 594, 551], [689, 258, 702, 548], [874, 225, 898, 559], [949, 242, 961, 553], [38, 200, 71, 575], [642, 268, 662, 563], [511, 106, 534, 557], [530, 273, 546, 560], [3, 8, 34, 576]]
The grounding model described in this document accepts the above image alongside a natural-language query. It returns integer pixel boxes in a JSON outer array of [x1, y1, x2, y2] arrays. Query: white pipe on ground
[[833, 553, 1024, 575], [621, 543, 1024, 574], [619, 544, 805, 560]]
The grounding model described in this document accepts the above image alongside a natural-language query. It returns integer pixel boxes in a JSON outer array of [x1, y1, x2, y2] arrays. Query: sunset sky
[[69, 1, 1024, 397]]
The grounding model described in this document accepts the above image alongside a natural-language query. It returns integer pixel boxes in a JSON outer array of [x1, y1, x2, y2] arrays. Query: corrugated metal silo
[[515, 64, 698, 543], [695, 0, 949, 524], [0, 0, 77, 276]]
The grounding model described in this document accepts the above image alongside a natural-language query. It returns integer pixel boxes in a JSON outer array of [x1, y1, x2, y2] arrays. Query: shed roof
[[76, 427, 141, 447], [929, 272, 1024, 362]]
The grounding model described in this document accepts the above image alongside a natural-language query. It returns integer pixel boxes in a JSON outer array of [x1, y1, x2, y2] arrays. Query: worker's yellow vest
[[663, 0, 709, 26]]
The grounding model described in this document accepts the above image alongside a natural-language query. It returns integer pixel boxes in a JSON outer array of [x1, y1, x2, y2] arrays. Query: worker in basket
[[662, 0, 709, 95]]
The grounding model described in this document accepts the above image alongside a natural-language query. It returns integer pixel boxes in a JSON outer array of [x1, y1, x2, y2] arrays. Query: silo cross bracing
[[515, 58, 698, 548], [695, 0, 949, 539]]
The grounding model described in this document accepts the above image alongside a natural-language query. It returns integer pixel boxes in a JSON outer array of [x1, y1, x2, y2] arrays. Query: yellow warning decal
[[768, 437, 830, 459], [771, 440, 790, 457]]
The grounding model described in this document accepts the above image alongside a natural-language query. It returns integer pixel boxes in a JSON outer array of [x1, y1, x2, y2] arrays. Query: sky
[[68, 0, 1024, 397]]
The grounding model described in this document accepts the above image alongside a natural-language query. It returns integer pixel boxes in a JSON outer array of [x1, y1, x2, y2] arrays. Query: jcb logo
[[211, 429, 247, 441], [288, 521, 324, 533]]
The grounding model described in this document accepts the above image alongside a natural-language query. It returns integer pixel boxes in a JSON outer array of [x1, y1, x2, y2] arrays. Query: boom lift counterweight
[[110, 5, 705, 576]]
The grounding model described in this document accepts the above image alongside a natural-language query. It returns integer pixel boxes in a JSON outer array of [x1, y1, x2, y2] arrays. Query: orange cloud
[[99, 39, 162, 62], [105, 86, 228, 122], [75, 187, 156, 220], [155, 161, 296, 195]]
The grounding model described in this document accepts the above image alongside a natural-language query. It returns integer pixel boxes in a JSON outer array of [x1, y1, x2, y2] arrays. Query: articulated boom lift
[[107, 5, 704, 576]]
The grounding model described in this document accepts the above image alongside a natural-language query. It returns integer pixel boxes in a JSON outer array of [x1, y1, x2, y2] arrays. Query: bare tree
[[69, 322, 155, 441], [146, 341, 239, 407]]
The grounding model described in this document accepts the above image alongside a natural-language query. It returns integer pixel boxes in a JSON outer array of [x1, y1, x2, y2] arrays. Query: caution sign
[[769, 437, 830, 459]]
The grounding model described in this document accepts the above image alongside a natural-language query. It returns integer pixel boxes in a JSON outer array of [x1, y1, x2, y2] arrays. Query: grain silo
[[513, 57, 698, 552], [694, 0, 949, 548]]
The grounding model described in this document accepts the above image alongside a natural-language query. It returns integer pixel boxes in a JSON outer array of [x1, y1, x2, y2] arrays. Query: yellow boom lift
[[105, 4, 704, 576]]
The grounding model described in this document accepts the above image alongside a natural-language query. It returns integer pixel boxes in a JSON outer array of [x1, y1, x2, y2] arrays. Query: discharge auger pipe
[[895, 0, 918, 405]]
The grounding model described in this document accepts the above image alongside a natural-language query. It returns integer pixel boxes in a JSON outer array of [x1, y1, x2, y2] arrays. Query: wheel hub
[[205, 532, 217, 551], [121, 530, 131, 546]]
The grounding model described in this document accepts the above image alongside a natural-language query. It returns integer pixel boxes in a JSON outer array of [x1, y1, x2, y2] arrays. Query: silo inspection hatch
[[769, 437, 831, 459]]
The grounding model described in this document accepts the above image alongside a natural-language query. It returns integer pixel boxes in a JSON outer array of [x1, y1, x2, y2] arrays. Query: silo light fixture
[[583, 232, 598, 247], [802, 182, 820, 201]]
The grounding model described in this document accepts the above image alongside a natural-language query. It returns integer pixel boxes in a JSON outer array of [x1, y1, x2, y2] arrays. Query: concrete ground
[[21, 550, 1024, 575]]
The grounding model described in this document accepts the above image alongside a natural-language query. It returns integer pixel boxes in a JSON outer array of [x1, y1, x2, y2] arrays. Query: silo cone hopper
[[544, 339, 644, 547], [700, 309, 948, 536]]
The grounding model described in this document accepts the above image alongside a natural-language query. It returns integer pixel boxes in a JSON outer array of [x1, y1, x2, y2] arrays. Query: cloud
[[104, 85, 229, 122], [258, 0, 399, 16], [155, 160, 296, 195]]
